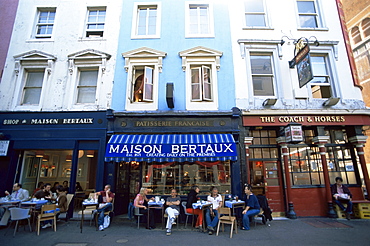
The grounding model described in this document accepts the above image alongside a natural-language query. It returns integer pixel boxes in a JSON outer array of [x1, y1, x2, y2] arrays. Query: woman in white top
[[205, 188, 223, 233]]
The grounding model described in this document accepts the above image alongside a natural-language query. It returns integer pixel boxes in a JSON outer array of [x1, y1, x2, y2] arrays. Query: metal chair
[[5, 208, 31, 237], [134, 207, 143, 229], [181, 201, 194, 229], [216, 207, 238, 238]]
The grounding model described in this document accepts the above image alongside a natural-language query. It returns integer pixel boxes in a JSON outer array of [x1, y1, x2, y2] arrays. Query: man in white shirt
[[205, 188, 223, 234], [5, 183, 29, 202]]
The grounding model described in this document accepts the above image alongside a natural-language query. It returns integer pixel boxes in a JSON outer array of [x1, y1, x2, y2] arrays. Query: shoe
[[170, 218, 176, 225], [208, 231, 213, 235], [240, 227, 249, 230], [99, 225, 104, 231], [41, 223, 52, 229], [207, 226, 214, 231], [166, 229, 171, 236], [346, 212, 351, 220]]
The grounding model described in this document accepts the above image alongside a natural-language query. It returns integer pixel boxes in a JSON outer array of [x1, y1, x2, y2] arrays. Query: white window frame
[[308, 54, 334, 99], [250, 53, 275, 97], [295, 0, 326, 30], [190, 65, 213, 102], [76, 68, 99, 104], [243, 0, 271, 29], [85, 7, 106, 38], [67, 49, 111, 110], [131, 2, 161, 39], [129, 65, 154, 103], [185, 1, 214, 38], [33, 8, 56, 39], [12, 51, 56, 111]]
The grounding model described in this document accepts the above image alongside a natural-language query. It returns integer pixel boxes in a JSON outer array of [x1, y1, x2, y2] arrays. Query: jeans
[[242, 209, 260, 230], [334, 199, 353, 214], [97, 203, 113, 226], [205, 209, 219, 228], [165, 207, 179, 230]]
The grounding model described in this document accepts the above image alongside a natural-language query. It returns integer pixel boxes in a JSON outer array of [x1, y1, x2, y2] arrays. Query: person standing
[[241, 184, 260, 230], [205, 187, 222, 234], [94, 184, 115, 231], [5, 183, 29, 202], [165, 189, 181, 236], [331, 177, 353, 220], [186, 185, 203, 229], [134, 187, 155, 230]]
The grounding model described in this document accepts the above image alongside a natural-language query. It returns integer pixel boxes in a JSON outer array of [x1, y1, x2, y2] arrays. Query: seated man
[[5, 183, 29, 202], [34, 183, 53, 200], [94, 184, 114, 231], [165, 189, 181, 236], [205, 187, 222, 234], [331, 177, 353, 220]]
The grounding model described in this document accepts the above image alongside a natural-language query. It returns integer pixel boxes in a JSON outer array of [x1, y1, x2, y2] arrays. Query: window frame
[[243, 0, 270, 28], [185, 1, 214, 38], [76, 68, 99, 104], [85, 7, 106, 38], [20, 69, 46, 105], [131, 2, 161, 39], [296, 0, 325, 30], [250, 53, 275, 97], [129, 65, 154, 103], [34, 8, 56, 39], [190, 65, 212, 102]]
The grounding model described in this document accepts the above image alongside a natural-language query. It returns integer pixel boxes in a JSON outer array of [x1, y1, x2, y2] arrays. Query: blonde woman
[[134, 188, 155, 229]]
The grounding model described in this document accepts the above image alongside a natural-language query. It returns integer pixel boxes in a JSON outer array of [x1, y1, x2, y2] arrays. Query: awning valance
[[105, 134, 237, 162]]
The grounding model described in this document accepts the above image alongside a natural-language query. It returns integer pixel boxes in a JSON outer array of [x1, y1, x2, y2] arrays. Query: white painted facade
[[229, 0, 367, 115], [0, 0, 122, 111]]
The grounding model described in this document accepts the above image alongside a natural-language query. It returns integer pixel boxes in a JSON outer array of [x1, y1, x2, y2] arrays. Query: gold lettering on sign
[[260, 117, 275, 123], [278, 116, 304, 123], [134, 120, 213, 127], [258, 115, 346, 124]]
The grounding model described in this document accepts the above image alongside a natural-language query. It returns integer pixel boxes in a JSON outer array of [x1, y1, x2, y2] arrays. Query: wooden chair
[[216, 207, 238, 238], [36, 204, 57, 236], [77, 193, 97, 225], [61, 194, 74, 221]]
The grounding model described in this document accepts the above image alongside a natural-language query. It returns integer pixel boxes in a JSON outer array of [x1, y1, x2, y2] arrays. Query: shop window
[[351, 26, 362, 45], [244, 0, 268, 28], [310, 55, 332, 99], [140, 161, 231, 195], [85, 7, 106, 38], [250, 54, 275, 96], [34, 8, 56, 39], [132, 3, 161, 38], [296, 0, 322, 29], [185, 3, 214, 38]]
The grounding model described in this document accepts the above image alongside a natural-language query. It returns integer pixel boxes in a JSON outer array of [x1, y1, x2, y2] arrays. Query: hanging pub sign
[[285, 123, 303, 143], [0, 140, 10, 156], [289, 39, 314, 88]]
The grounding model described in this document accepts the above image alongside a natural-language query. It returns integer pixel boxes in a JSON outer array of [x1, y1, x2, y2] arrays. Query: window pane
[[77, 87, 96, 103], [297, 1, 316, 13], [246, 14, 266, 27], [251, 55, 272, 74], [253, 77, 274, 96], [351, 27, 362, 44], [362, 18, 370, 37], [79, 70, 98, 86], [23, 88, 42, 104], [143, 66, 153, 101], [245, 0, 264, 12], [191, 68, 201, 100], [26, 71, 44, 87], [148, 9, 157, 35], [311, 56, 327, 75], [299, 15, 317, 28]]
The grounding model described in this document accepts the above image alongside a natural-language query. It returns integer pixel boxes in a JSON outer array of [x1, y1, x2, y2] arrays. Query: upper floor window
[[351, 26, 362, 45], [21, 69, 45, 105], [244, 0, 267, 28], [250, 54, 275, 96], [86, 7, 106, 38], [35, 9, 56, 38], [310, 55, 331, 98], [362, 18, 370, 38], [191, 65, 212, 101], [122, 47, 166, 110], [185, 3, 214, 37], [132, 3, 161, 38], [296, 0, 321, 28], [77, 69, 99, 103]]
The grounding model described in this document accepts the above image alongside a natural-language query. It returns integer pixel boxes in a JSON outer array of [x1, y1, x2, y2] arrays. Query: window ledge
[[26, 39, 55, 43], [131, 36, 161, 39], [242, 27, 274, 31], [78, 38, 107, 42], [185, 34, 215, 39], [297, 27, 329, 32]]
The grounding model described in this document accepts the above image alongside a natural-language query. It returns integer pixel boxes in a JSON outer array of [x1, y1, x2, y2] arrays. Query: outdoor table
[[192, 201, 212, 232], [21, 199, 49, 230], [148, 200, 165, 229], [80, 201, 98, 233], [225, 200, 245, 225], [0, 198, 21, 226]]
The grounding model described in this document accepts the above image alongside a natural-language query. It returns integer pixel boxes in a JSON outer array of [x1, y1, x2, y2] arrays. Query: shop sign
[[0, 140, 10, 156], [2, 118, 94, 125], [106, 143, 237, 159], [285, 124, 303, 143]]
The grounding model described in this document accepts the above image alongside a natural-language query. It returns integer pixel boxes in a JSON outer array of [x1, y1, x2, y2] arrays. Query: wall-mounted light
[[42, 155, 49, 162], [66, 155, 72, 162], [323, 97, 340, 106], [262, 98, 277, 106], [86, 150, 95, 158], [35, 150, 44, 158]]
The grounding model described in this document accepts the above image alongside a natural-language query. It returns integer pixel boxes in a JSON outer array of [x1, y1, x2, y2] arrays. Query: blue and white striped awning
[[105, 134, 237, 162]]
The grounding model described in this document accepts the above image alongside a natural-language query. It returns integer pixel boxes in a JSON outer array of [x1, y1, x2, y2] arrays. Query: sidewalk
[[2, 216, 370, 246]]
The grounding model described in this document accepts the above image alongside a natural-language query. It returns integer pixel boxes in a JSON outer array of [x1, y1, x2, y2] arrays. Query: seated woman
[[134, 188, 155, 229], [241, 184, 260, 230], [186, 185, 203, 229]]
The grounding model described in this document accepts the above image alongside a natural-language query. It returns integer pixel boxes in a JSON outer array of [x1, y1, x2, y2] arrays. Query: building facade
[[0, 0, 122, 217], [230, 0, 370, 217]]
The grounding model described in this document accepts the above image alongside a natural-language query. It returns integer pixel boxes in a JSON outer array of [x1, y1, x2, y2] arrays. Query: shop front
[[0, 111, 108, 217], [105, 109, 241, 215], [242, 114, 370, 217]]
